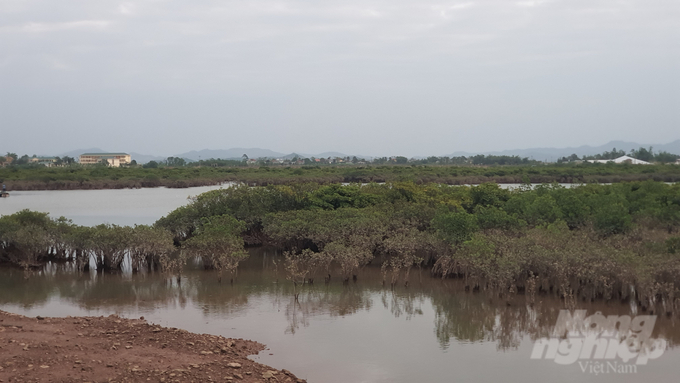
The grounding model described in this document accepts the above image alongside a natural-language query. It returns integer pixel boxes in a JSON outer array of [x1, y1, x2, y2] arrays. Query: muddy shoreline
[[0, 310, 304, 383]]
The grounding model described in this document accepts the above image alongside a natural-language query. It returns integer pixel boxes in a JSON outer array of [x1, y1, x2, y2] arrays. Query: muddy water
[[0, 184, 229, 226], [1, 247, 679, 383]]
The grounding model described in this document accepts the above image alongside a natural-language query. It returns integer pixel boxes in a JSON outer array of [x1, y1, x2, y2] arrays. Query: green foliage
[[6, 180, 680, 303], [432, 210, 479, 245], [469, 183, 510, 209], [284, 248, 321, 286], [0, 210, 174, 272], [3, 158, 680, 190], [582, 147, 626, 161], [182, 214, 248, 281], [470, 154, 534, 165], [630, 147, 654, 162], [551, 190, 590, 229], [524, 195, 563, 225], [590, 194, 632, 236], [165, 157, 186, 167], [667, 237, 680, 254], [308, 184, 380, 210], [128, 225, 175, 272], [473, 205, 524, 231], [89, 224, 133, 271], [0, 210, 63, 266], [655, 151, 679, 164]]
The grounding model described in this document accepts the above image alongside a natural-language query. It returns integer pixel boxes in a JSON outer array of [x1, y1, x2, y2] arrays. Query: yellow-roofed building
[[79, 153, 131, 167]]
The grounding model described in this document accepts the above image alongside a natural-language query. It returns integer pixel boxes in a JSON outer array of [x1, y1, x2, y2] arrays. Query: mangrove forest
[[2, 181, 680, 313]]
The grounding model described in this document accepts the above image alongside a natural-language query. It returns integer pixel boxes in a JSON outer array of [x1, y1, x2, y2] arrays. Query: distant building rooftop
[[587, 155, 651, 165], [79, 153, 131, 167]]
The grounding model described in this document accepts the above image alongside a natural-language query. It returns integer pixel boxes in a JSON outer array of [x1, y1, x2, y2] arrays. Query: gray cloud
[[1, 0, 678, 156]]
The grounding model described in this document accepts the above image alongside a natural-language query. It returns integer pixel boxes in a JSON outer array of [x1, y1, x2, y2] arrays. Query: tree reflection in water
[[380, 290, 424, 320], [2, 253, 680, 353], [283, 285, 373, 334]]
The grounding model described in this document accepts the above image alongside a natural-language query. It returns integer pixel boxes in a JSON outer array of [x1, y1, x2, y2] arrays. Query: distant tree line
[[0, 152, 77, 167], [148, 154, 540, 168], [3, 148, 678, 170], [558, 147, 679, 164]]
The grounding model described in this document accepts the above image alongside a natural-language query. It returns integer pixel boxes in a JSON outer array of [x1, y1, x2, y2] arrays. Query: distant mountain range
[[176, 148, 285, 161], [446, 140, 680, 161], [172, 149, 372, 161], [52, 139, 680, 164]]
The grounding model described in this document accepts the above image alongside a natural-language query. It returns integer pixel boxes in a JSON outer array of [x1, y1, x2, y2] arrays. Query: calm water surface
[[2, 186, 680, 382], [2, 248, 680, 383], [0, 185, 229, 226]]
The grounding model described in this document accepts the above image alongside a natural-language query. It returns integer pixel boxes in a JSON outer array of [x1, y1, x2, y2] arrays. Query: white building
[[79, 153, 131, 167], [587, 155, 651, 165], [28, 157, 58, 167]]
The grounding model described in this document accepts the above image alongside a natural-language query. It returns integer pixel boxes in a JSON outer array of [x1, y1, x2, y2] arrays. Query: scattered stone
[[262, 370, 277, 379], [1, 310, 302, 383]]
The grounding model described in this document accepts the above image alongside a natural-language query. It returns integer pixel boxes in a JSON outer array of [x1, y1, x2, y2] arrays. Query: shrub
[[473, 205, 524, 231], [667, 237, 680, 254], [432, 210, 479, 245], [524, 195, 563, 225], [590, 194, 632, 236]]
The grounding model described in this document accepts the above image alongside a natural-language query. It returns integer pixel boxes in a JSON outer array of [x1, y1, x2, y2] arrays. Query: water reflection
[[2, 247, 680, 353], [283, 286, 374, 334], [381, 290, 424, 320]]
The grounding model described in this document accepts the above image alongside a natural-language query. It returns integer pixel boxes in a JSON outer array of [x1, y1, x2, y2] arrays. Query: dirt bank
[[0, 310, 304, 383]]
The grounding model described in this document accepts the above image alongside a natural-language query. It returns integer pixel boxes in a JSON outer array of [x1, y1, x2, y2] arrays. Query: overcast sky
[[1, 0, 678, 157]]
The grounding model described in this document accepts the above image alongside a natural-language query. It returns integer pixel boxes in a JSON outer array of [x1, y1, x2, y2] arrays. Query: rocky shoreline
[[0, 310, 304, 383]]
